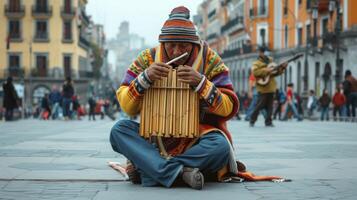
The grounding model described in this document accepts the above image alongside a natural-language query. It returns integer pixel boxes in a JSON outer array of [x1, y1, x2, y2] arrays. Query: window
[[298, 27, 303, 46], [63, 21, 72, 40], [299, 0, 302, 6], [284, 0, 288, 15], [8, 0, 21, 12], [260, 28, 266, 46], [36, 54, 48, 77], [64, 0, 71, 12], [64, 55, 72, 78], [35, 0, 48, 12], [9, 20, 21, 39], [35, 20, 48, 39], [259, 0, 266, 15], [9, 54, 20, 68]]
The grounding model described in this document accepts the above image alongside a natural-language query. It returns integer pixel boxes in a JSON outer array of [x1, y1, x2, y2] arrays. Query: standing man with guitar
[[249, 47, 288, 127]]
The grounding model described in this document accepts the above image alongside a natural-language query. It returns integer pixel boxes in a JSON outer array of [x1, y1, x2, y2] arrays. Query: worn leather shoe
[[182, 167, 204, 190]]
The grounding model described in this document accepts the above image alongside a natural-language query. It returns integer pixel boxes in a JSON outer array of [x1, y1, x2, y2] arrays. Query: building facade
[[195, 0, 357, 98], [0, 0, 93, 105]]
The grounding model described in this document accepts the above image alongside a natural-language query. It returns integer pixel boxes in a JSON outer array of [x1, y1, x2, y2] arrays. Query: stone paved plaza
[[0, 118, 356, 200]]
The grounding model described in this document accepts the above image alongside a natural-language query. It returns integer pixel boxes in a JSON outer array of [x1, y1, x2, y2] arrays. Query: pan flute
[[140, 69, 199, 138]]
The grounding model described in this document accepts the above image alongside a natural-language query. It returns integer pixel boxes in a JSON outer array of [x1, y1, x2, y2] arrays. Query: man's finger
[[177, 72, 191, 77], [178, 79, 191, 83], [156, 62, 171, 69], [177, 67, 192, 72]]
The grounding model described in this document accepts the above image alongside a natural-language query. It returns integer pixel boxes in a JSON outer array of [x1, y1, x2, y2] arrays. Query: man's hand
[[146, 62, 171, 81], [177, 65, 202, 87], [264, 67, 275, 74], [280, 62, 288, 70]]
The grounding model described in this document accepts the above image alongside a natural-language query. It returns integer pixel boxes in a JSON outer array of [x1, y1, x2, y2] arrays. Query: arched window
[[323, 63, 332, 95]]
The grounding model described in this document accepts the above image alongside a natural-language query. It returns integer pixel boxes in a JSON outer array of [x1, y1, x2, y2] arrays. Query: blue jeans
[[62, 98, 72, 118], [282, 102, 302, 120], [109, 119, 230, 187], [346, 92, 357, 118], [320, 106, 329, 121]]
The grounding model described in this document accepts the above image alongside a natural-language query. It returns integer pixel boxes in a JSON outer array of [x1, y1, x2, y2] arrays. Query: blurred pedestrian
[[332, 87, 346, 121], [40, 93, 51, 120], [319, 89, 331, 121], [343, 70, 357, 121], [282, 83, 302, 121], [62, 77, 74, 120], [307, 90, 317, 117], [72, 95, 80, 120], [2, 77, 19, 121], [88, 94, 96, 121], [49, 85, 62, 120], [273, 88, 285, 120]]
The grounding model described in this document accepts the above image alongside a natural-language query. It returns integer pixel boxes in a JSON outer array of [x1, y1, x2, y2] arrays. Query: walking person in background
[[307, 90, 317, 117], [88, 94, 96, 121], [273, 88, 285, 120], [281, 83, 303, 121], [319, 89, 331, 121], [62, 77, 74, 120], [72, 95, 81, 120], [40, 93, 51, 120], [49, 85, 62, 120], [343, 70, 357, 121], [2, 77, 19, 121], [332, 87, 346, 121]]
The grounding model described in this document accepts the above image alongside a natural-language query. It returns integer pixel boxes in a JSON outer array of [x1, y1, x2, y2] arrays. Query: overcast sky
[[87, 0, 203, 46]]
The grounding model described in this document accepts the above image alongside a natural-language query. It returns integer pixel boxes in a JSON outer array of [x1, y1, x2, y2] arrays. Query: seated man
[[110, 6, 239, 190]]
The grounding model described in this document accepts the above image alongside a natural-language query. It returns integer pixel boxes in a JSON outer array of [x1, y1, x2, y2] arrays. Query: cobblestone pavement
[[0, 118, 356, 199]]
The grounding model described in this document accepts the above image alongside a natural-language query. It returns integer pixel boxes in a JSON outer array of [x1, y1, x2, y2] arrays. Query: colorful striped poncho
[[117, 41, 240, 178]]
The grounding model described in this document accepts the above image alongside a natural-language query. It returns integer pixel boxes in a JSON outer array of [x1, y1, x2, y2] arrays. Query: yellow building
[[0, 0, 91, 80], [0, 0, 93, 106]]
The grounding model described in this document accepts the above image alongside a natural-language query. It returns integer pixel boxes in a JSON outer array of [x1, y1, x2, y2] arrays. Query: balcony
[[242, 43, 253, 54], [31, 68, 48, 77], [5, 67, 24, 78], [79, 35, 90, 50], [4, 5, 25, 18], [221, 47, 241, 59], [32, 5, 52, 18], [61, 6, 75, 19], [79, 71, 94, 78], [81, 10, 90, 25], [221, 16, 244, 35]]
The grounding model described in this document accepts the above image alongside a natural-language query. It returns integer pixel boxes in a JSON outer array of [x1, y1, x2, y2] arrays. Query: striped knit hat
[[159, 6, 200, 44]]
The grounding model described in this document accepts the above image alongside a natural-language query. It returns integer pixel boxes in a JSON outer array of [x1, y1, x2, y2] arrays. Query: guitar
[[256, 53, 303, 86]]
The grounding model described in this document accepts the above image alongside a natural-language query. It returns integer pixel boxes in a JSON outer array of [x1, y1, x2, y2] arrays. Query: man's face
[[164, 42, 193, 66]]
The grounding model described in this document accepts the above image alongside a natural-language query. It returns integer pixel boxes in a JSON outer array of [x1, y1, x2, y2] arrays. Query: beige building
[[0, 0, 93, 105]]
